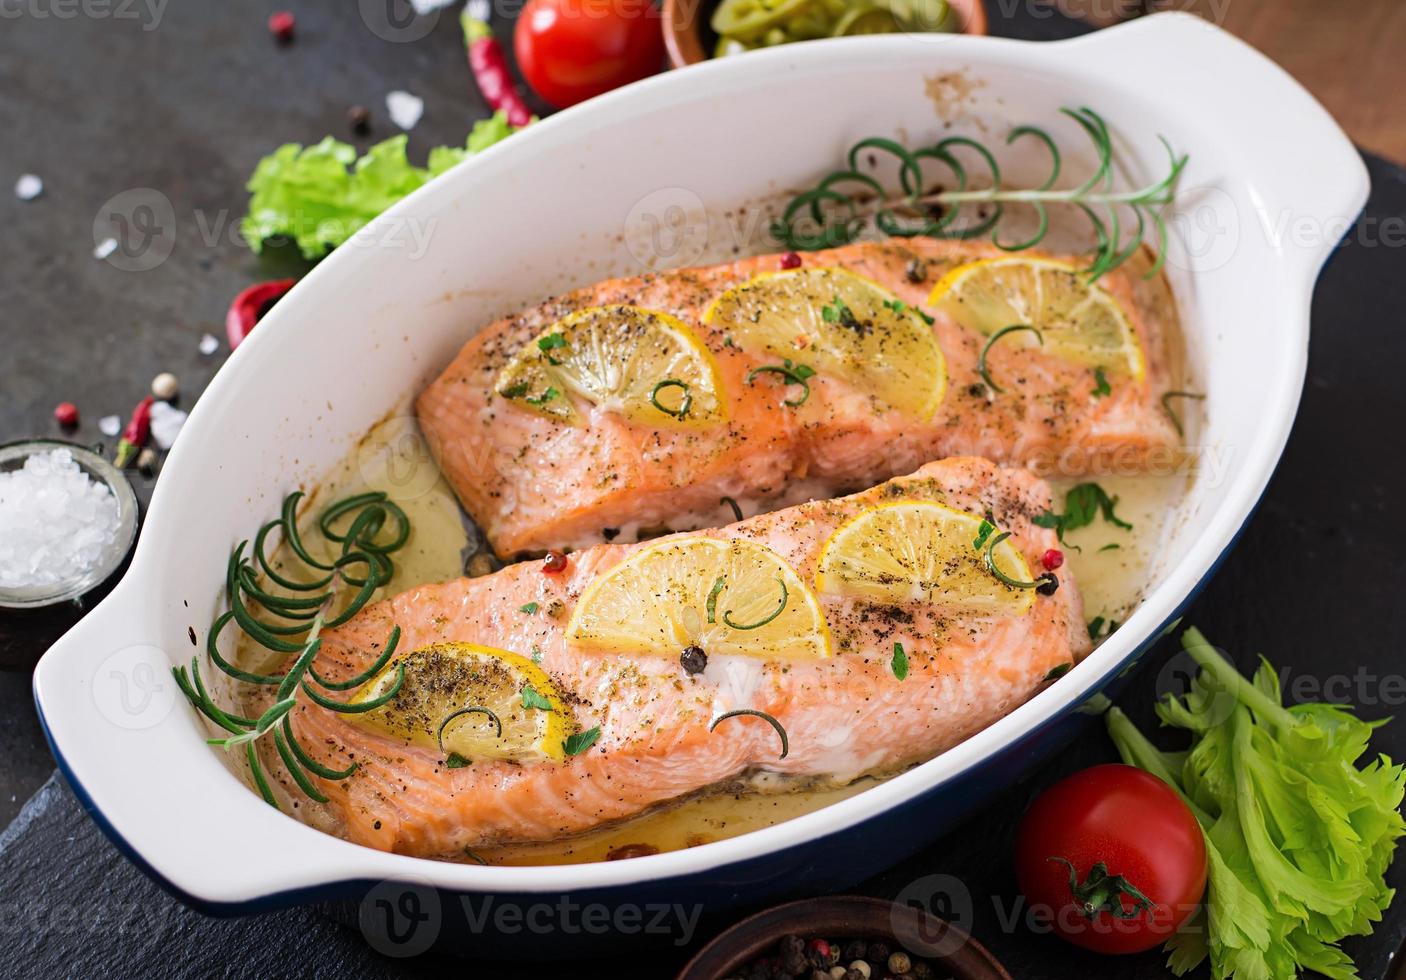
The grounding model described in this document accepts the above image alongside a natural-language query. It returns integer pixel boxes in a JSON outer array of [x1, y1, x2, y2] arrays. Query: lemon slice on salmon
[[928, 257, 1145, 380], [351, 642, 567, 763], [495, 306, 726, 428], [566, 536, 830, 660], [815, 502, 1037, 615], [704, 267, 946, 420]]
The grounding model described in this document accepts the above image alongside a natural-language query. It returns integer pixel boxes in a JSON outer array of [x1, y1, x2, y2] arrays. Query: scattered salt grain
[[148, 401, 188, 450], [386, 90, 424, 131], [14, 174, 43, 201], [198, 333, 219, 356], [93, 237, 117, 260], [0, 449, 120, 590], [98, 415, 122, 437]]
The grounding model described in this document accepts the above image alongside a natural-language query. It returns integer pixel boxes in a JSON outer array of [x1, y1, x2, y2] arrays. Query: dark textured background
[[2, 2, 1404, 977]]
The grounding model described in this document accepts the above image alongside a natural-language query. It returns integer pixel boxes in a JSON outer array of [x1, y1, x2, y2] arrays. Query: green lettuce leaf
[[241, 111, 521, 260], [1106, 627, 1405, 980]]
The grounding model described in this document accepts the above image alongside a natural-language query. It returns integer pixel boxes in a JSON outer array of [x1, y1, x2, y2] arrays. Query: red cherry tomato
[[1015, 764, 1207, 954], [513, 0, 663, 109]]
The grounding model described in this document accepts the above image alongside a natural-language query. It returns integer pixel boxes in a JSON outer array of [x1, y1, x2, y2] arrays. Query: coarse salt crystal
[[14, 174, 42, 201], [93, 238, 118, 260], [386, 90, 424, 131], [0, 449, 121, 590], [98, 415, 122, 437], [148, 401, 188, 450], [198, 333, 219, 356]]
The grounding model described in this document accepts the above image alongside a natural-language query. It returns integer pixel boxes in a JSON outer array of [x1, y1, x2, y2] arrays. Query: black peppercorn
[[347, 104, 371, 135], [904, 258, 929, 283], [1036, 572, 1060, 596], [681, 645, 708, 674], [867, 940, 891, 964], [843, 939, 868, 961]]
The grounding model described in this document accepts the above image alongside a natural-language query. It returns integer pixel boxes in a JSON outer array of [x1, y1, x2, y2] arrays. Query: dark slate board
[[3, 1, 1406, 978]]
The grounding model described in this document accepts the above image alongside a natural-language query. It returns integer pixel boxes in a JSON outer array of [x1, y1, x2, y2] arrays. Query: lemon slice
[[566, 536, 830, 660], [704, 267, 946, 419], [495, 306, 726, 428], [351, 642, 567, 763], [928, 257, 1144, 379], [815, 502, 1037, 615]]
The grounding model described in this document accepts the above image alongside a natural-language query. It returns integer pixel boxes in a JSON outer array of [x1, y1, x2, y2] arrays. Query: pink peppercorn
[[1042, 548, 1064, 570], [53, 402, 79, 427], [268, 11, 295, 41], [779, 251, 802, 270], [542, 550, 568, 574]]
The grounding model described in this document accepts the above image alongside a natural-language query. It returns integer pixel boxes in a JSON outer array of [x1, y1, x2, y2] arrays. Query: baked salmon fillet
[[292, 457, 1089, 857], [417, 238, 1180, 557]]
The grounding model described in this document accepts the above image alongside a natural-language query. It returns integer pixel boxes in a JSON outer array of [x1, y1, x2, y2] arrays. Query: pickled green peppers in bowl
[[710, 0, 957, 55]]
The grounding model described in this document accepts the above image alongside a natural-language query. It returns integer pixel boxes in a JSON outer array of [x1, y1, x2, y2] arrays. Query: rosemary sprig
[[772, 107, 1187, 283], [978, 324, 1043, 394], [173, 490, 410, 811]]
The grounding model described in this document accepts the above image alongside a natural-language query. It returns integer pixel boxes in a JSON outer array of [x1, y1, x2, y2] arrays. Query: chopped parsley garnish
[[519, 601, 539, 614], [1087, 617, 1119, 641], [1099, 542, 1121, 552], [891, 642, 909, 681], [521, 684, 554, 711], [821, 295, 859, 329], [1034, 482, 1132, 544], [563, 726, 601, 756], [537, 332, 568, 364], [1092, 366, 1111, 397], [500, 381, 530, 399], [530, 645, 543, 663], [445, 753, 471, 769], [1043, 662, 1072, 681], [972, 518, 996, 552], [882, 298, 934, 325], [525, 386, 560, 406]]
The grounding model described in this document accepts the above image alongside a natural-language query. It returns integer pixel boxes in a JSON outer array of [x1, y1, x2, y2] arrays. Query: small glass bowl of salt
[[0, 441, 138, 609]]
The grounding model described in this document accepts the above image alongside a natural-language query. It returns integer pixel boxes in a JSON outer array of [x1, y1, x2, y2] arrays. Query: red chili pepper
[[227, 278, 296, 350], [115, 396, 154, 468], [461, 7, 533, 127], [542, 550, 568, 574], [268, 11, 295, 42], [1042, 548, 1065, 571], [53, 402, 79, 428]]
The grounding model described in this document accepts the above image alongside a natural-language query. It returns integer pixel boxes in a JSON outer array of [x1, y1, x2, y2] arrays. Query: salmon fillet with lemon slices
[[291, 456, 1088, 856], [417, 238, 1180, 557]]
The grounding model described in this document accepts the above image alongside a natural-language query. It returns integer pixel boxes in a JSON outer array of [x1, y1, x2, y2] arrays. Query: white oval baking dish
[[34, 12, 1366, 924]]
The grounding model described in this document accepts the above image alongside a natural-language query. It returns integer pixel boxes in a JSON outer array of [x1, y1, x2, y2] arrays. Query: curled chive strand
[[437, 707, 505, 754], [723, 578, 788, 631], [649, 379, 693, 419], [173, 490, 410, 811], [983, 532, 1054, 591], [1161, 390, 1205, 437], [720, 496, 743, 522], [771, 106, 1186, 284], [978, 325, 1044, 395], [746, 364, 812, 406], [709, 709, 789, 760], [706, 575, 726, 625]]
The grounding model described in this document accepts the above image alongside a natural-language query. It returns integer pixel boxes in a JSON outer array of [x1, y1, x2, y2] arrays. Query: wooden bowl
[[664, 0, 988, 68], [675, 895, 1011, 980]]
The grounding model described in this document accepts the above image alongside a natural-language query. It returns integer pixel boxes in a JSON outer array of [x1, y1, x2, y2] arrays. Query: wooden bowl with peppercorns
[[677, 896, 1010, 980]]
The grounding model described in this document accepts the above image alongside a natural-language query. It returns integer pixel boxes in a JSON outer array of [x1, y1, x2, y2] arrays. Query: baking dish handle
[[1071, 12, 1369, 279]]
